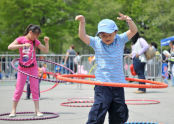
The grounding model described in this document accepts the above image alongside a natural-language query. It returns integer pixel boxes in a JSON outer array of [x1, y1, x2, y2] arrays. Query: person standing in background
[[64, 45, 77, 73], [131, 32, 149, 93], [163, 41, 174, 86], [74, 52, 81, 73], [162, 50, 169, 84]]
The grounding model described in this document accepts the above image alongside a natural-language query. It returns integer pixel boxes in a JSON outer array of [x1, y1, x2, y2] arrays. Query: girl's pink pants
[[13, 66, 39, 101]]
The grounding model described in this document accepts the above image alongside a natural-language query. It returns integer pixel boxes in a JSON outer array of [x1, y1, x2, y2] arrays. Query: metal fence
[[0, 54, 162, 82]]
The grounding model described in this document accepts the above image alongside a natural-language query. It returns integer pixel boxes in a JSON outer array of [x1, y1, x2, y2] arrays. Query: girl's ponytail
[[24, 24, 33, 36]]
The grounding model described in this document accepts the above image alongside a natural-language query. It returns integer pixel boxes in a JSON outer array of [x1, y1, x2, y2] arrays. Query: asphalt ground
[[0, 80, 173, 124]]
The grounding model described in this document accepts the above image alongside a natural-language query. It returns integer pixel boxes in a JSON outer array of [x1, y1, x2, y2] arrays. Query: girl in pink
[[8, 24, 49, 117]]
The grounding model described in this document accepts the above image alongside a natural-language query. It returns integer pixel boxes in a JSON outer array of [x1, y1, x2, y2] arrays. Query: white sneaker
[[9, 113, 16, 117], [35, 112, 43, 117]]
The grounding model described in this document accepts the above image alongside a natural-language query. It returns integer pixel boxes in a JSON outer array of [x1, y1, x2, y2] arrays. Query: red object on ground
[[130, 64, 137, 76]]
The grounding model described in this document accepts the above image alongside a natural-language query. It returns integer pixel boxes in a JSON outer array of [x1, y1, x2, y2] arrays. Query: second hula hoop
[[57, 74, 168, 88], [23, 72, 59, 93], [11, 58, 74, 83], [67, 98, 160, 105]]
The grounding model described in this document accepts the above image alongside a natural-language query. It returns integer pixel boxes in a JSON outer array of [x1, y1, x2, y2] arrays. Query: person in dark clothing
[[64, 45, 77, 73], [1, 56, 6, 73]]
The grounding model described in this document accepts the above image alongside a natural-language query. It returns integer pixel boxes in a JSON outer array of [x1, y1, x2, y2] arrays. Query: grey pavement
[[0, 81, 173, 124]]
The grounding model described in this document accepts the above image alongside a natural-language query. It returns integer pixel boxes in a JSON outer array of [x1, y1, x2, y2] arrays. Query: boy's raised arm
[[117, 13, 138, 40], [75, 15, 90, 45]]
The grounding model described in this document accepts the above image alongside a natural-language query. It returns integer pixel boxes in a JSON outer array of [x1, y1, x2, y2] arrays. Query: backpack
[[144, 46, 156, 60]]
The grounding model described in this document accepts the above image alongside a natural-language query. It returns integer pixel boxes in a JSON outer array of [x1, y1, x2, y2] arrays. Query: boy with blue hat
[[75, 13, 137, 124]]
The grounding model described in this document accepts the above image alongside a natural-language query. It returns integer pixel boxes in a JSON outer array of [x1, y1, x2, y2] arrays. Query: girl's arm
[[75, 15, 90, 45], [38, 36, 49, 53], [8, 40, 31, 50]]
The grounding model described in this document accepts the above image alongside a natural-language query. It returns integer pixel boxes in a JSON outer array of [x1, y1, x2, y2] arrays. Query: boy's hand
[[75, 15, 85, 22], [117, 13, 137, 40], [44, 36, 49, 44], [117, 13, 132, 22]]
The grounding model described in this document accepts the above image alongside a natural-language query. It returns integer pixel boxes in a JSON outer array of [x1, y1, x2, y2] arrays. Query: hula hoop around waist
[[57, 74, 168, 88], [11, 58, 74, 83]]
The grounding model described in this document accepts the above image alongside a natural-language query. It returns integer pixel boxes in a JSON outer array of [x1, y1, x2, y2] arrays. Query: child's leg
[[108, 102, 128, 124], [11, 70, 27, 114], [133, 58, 146, 92], [86, 86, 111, 124], [29, 67, 40, 113], [108, 88, 128, 124], [13, 71, 27, 101], [10, 101, 17, 114], [34, 101, 40, 113], [29, 67, 39, 101]]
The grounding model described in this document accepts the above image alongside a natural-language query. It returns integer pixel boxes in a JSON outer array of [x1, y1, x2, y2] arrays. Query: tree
[[0, 0, 174, 53]]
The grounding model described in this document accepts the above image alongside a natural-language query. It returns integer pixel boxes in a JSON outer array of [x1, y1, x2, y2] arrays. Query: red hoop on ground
[[57, 74, 168, 88], [61, 100, 94, 107], [125, 122, 158, 124], [125, 99, 160, 105], [61, 99, 160, 107], [67, 98, 160, 105], [67, 97, 94, 101]]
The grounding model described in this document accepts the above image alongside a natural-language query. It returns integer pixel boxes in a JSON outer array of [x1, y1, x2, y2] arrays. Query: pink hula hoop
[[11, 58, 74, 83]]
